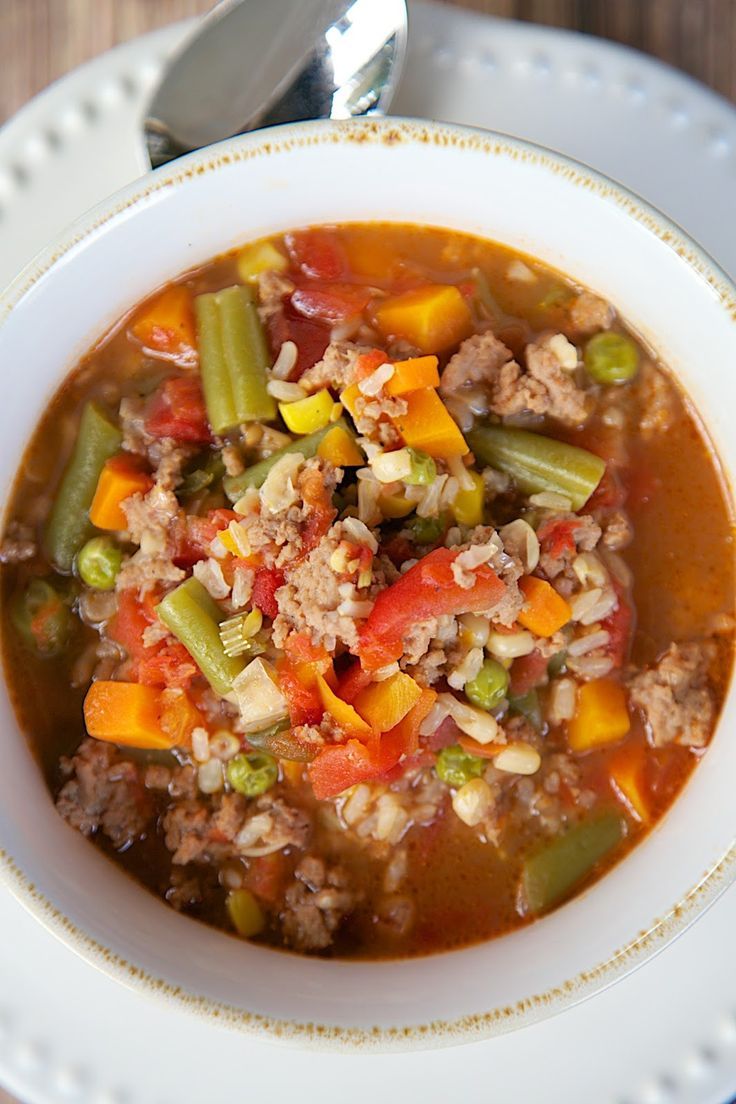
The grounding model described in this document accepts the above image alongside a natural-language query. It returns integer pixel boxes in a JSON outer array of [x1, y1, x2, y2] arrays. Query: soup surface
[[1, 223, 733, 958]]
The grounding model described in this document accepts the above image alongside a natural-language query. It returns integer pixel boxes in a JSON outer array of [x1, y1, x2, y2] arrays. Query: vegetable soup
[[1, 223, 732, 957]]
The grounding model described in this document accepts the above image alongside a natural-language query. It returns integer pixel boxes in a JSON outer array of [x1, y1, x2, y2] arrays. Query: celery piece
[[223, 418, 350, 502], [467, 425, 605, 511], [520, 811, 625, 915], [246, 722, 316, 762], [44, 401, 122, 572], [156, 577, 245, 695], [195, 285, 276, 434]]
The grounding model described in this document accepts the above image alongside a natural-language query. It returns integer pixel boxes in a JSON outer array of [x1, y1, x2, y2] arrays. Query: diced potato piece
[[568, 677, 630, 752], [279, 389, 334, 434], [316, 425, 364, 466], [354, 672, 423, 732], [375, 285, 472, 353], [236, 240, 289, 283]]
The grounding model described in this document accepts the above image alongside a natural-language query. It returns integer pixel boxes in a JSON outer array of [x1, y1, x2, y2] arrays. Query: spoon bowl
[[145, 0, 408, 167]]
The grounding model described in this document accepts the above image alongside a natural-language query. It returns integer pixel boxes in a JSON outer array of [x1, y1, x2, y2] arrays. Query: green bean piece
[[467, 425, 605, 512], [227, 751, 279, 796], [76, 536, 122, 590], [177, 451, 226, 500], [508, 689, 543, 731], [435, 744, 484, 788], [404, 448, 437, 486], [223, 418, 351, 501], [220, 285, 275, 423], [245, 721, 315, 762], [465, 659, 509, 712], [584, 332, 639, 385], [196, 285, 276, 434], [227, 888, 265, 938], [520, 811, 625, 915], [547, 650, 568, 678], [44, 402, 122, 571], [11, 578, 74, 657], [156, 577, 245, 695], [403, 513, 447, 547]]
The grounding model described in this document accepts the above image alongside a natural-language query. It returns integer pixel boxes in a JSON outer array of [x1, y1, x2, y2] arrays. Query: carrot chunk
[[130, 285, 196, 360], [390, 388, 469, 458], [89, 454, 153, 531], [84, 681, 176, 750], [385, 355, 440, 396], [517, 576, 572, 637]]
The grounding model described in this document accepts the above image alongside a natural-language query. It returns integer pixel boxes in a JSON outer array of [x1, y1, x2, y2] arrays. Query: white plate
[[1, 4, 736, 1103]]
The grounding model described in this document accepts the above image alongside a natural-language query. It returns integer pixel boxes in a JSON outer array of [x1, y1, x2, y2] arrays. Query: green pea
[[11, 578, 73, 657], [435, 744, 484, 788], [226, 751, 278, 797], [465, 659, 509, 712], [76, 536, 123, 590], [404, 448, 437, 486], [584, 332, 639, 385], [509, 689, 543, 731], [404, 514, 446, 546]]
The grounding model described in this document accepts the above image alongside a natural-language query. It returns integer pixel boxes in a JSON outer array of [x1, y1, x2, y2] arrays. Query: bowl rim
[[1, 115, 735, 1052]]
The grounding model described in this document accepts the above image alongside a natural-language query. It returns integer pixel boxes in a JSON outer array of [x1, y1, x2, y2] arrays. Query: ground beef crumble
[[628, 641, 717, 748], [56, 737, 153, 849], [441, 330, 590, 427], [281, 855, 356, 952]]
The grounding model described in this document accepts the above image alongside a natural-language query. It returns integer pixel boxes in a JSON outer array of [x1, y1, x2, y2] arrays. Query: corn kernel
[[452, 470, 485, 526]]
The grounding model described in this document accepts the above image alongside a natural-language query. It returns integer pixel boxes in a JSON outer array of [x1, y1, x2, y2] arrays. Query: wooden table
[[1, 0, 736, 124], [0, 1, 734, 1103]]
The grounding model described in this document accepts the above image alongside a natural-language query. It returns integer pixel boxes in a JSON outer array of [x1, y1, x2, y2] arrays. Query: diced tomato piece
[[109, 589, 197, 689], [173, 508, 238, 568], [337, 660, 374, 704], [537, 518, 577, 560], [267, 307, 331, 380], [357, 547, 505, 670], [308, 739, 382, 799], [354, 349, 390, 381], [277, 659, 322, 726], [602, 585, 634, 669], [297, 463, 336, 557], [509, 649, 549, 697], [145, 376, 212, 445], [587, 466, 627, 511], [252, 567, 285, 619], [244, 853, 287, 906], [108, 588, 150, 661], [290, 283, 372, 324], [422, 714, 462, 752], [368, 687, 437, 774], [137, 641, 197, 689], [285, 229, 347, 281]]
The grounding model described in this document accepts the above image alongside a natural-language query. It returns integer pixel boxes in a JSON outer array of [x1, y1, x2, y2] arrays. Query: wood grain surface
[[1, 0, 736, 124], [0, 1, 733, 1103]]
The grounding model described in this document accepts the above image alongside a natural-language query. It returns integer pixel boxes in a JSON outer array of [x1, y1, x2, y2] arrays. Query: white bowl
[[0, 118, 734, 1051]]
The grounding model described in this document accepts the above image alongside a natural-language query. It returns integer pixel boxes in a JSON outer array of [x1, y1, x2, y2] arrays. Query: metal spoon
[[144, 0, 408, 168]]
